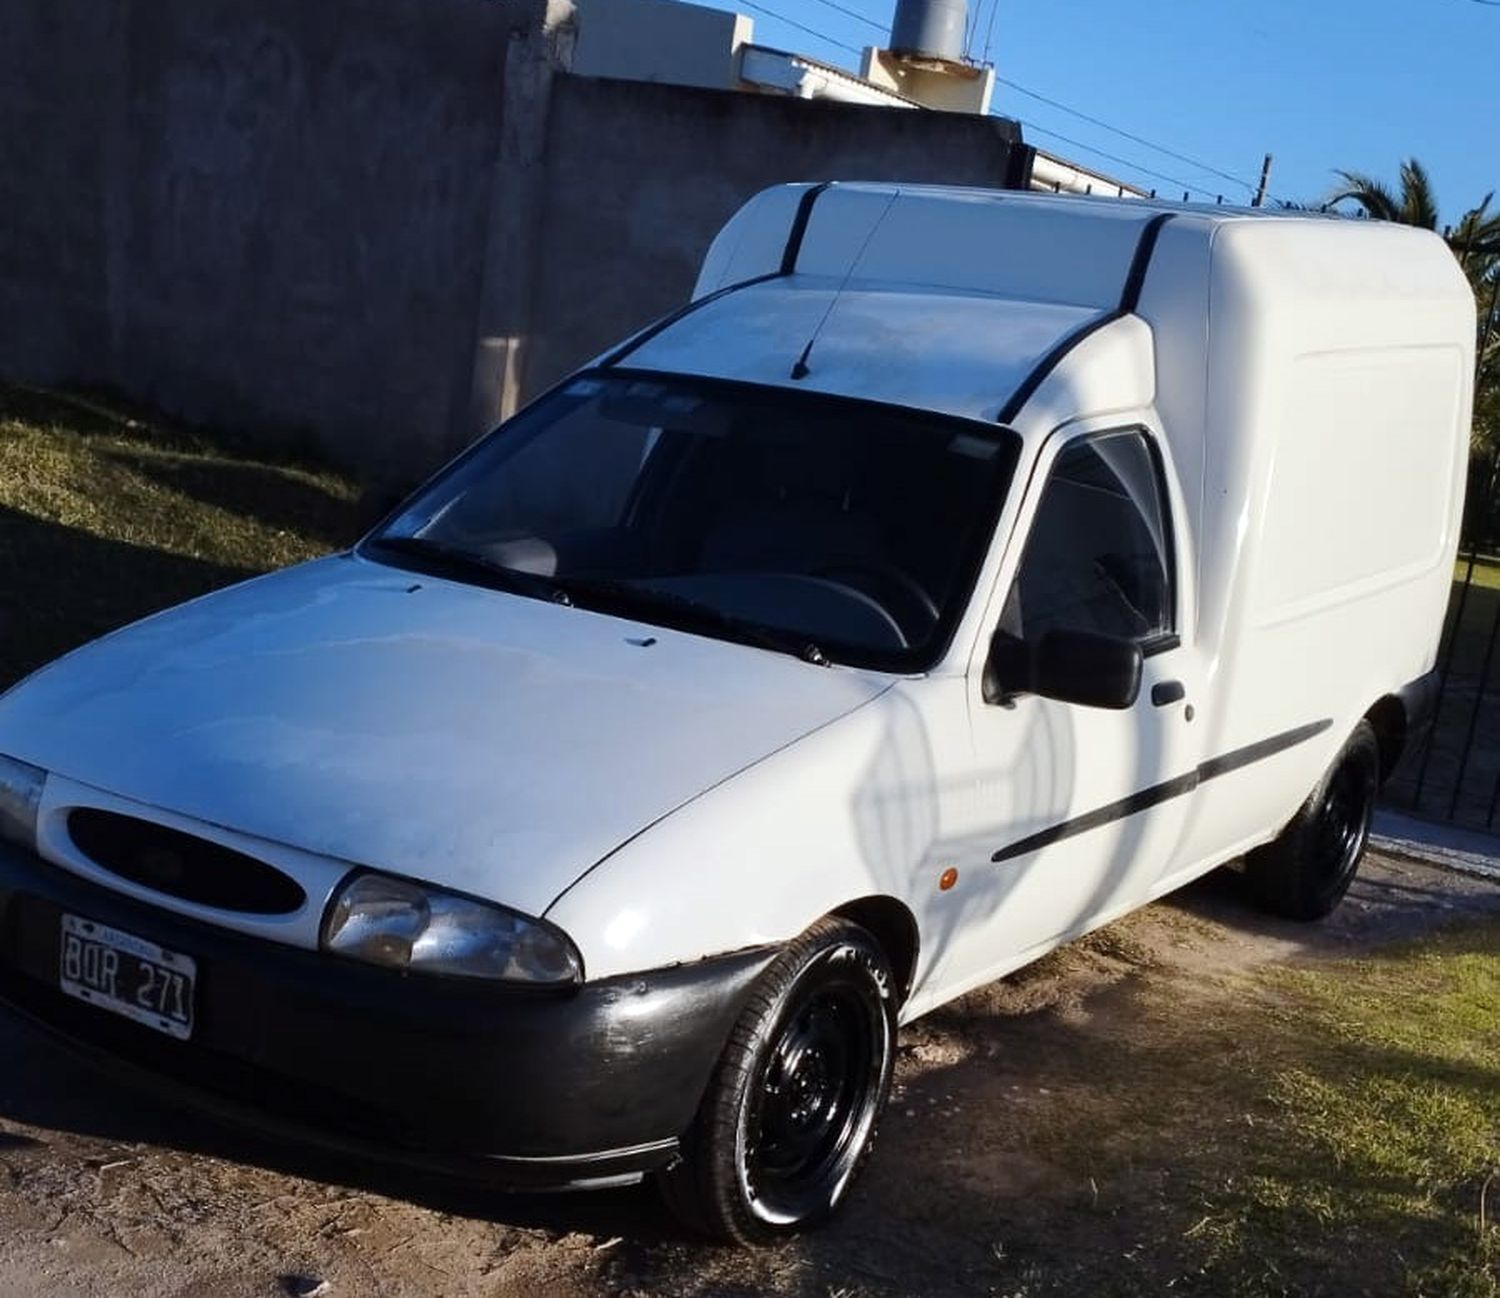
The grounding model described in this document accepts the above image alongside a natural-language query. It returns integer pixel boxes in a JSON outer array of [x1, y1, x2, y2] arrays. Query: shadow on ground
[[0, 386, 138, 441], [0, 383, 323, 468], [0, 508, 255, 690], [99, 450, 361, 552]]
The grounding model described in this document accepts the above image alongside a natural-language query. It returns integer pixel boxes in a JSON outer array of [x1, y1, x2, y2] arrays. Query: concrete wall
[[0, 0, 512, 474], [0, 4, 116, 385], [0, 0, 1027, 480], [522, 76, 1024, 400]]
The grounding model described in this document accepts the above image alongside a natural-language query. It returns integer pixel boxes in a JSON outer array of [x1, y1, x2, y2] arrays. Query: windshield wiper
[[555, 576, 830, 667], [368, 543, 830, 665], [368, 535, 574, 606]]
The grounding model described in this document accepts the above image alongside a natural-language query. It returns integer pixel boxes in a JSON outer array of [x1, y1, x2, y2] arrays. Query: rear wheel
[[1245, 720, 1379, 921], [658, 917, 896, 1243]]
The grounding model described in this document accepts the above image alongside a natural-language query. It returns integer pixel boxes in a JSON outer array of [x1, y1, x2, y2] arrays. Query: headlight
[[0, 755, 44, 850], [322, 873, 583, 986]]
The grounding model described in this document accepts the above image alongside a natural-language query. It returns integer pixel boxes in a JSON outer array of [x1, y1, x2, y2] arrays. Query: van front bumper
[[0, 844, 775, 1189]]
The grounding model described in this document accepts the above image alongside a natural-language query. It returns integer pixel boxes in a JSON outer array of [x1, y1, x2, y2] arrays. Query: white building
[[569, 0, 1149, 199]]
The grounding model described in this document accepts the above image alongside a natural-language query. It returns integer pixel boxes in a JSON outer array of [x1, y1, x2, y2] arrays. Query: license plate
[[58, 914, 196, 1040]]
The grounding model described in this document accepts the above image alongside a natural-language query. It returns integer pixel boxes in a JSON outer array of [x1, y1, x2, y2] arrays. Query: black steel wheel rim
[[743, 970, 887, 1223], [1316, 756, 1373, 889]]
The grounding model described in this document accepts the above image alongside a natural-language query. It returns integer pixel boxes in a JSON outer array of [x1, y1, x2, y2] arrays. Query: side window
[[1001, 430, 1175, 646]]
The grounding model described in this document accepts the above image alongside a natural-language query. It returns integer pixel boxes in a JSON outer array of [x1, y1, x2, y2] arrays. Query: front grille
[[66, 810, 307, 915]]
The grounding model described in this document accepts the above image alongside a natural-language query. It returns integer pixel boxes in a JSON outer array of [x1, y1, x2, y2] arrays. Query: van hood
[[0, 556, 888, 916]]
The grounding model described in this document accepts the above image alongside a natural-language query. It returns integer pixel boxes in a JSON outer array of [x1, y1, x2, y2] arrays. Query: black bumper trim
[[0, 845, 777, 1189], [1, 982, 682, 1189]]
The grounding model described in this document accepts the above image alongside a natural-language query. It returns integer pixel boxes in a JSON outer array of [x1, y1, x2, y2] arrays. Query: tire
[[1245, 720, 1380, 921], [658, 916, 897, 1244]]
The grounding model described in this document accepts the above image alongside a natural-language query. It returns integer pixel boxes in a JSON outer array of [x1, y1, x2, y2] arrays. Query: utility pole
[[1252, 153, 1274, 208]]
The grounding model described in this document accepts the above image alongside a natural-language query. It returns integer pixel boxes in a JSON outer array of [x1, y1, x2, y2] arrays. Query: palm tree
[[1328, 158, 1442, 228], [1326, 157, 1500, 278], [1452, 194, 1500, 274]]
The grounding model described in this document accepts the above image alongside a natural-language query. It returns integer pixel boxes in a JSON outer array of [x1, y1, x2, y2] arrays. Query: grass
[[999, 921, 1500, 1297], [1214, 928, 1499, 1296], [0, 383, 360, 689], [1456, 556, 1500, 591]]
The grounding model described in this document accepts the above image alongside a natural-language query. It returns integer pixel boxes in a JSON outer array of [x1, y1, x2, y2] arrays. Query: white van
[[0, 186, 1474, 1242]]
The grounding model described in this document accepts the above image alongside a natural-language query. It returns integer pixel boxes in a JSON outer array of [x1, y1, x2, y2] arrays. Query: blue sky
[[698, 0, 1497, 225]]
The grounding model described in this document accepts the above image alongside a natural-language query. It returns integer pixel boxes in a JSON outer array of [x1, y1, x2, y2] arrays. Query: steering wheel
[[812, 561, 941, 642]]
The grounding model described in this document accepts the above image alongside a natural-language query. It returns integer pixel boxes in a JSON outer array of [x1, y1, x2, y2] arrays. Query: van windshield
[[366, 372, 1020, 671]]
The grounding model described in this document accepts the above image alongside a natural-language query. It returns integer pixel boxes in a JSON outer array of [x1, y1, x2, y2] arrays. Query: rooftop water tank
[[889, 0, 969, 63]]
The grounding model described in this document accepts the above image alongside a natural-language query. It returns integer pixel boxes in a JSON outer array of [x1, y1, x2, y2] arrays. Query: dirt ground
[[1, 852, 1496, 1298]]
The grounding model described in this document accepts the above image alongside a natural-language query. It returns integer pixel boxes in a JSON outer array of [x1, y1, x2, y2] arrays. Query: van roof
[[695, 183, 1368, 312], [616, 276, 1104, 425], [605, 183, 1466, 430], [852, 182, 1347, 224]]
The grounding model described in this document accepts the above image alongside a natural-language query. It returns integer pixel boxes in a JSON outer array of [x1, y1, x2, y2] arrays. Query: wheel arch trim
[[830, 895, 920, 1004]]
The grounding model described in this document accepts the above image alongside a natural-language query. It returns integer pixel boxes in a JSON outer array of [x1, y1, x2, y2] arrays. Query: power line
[[1008, 114, 1219, 201], [735, 2, 1258, 205], [995, 75, 1266, 198], [762, 1, 1269, 201], [803, 0, 887, 34], [981, 0, 1001, 64], [737, 0, 863, 54]]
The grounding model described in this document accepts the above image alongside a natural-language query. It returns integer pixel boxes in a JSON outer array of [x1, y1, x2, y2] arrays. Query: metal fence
[[1381, 261, 1499, 830], [1384, 456, 1500, 831]]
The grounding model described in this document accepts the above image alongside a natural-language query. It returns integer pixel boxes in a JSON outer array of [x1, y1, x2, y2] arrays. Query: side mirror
[[983, 627, 1143, 710]]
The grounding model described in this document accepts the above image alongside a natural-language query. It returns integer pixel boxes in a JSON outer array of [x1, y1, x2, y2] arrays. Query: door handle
[[1151, 680, 1186, 707]]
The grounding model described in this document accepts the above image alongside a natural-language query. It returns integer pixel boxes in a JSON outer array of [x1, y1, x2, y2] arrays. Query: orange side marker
[[938, 867, 959, 892]]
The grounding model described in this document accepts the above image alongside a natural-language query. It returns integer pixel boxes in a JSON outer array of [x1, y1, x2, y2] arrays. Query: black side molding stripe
[[780, 181, 834, 275], [995, 211, 1174, 427], [599, 272, 781, 368], [995, 308, 1121, 425], [603, 183, 835, 369], [1195, 719, 1332, 782], [990, 718, 1333, 864], [1117, 212, 1174, 313], [990, 771, 1197, 864]]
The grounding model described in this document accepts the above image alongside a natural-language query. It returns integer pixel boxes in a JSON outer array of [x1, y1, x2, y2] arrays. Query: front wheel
[[1245, 719, 1380, 921], [658, 917, 897, 1243]]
